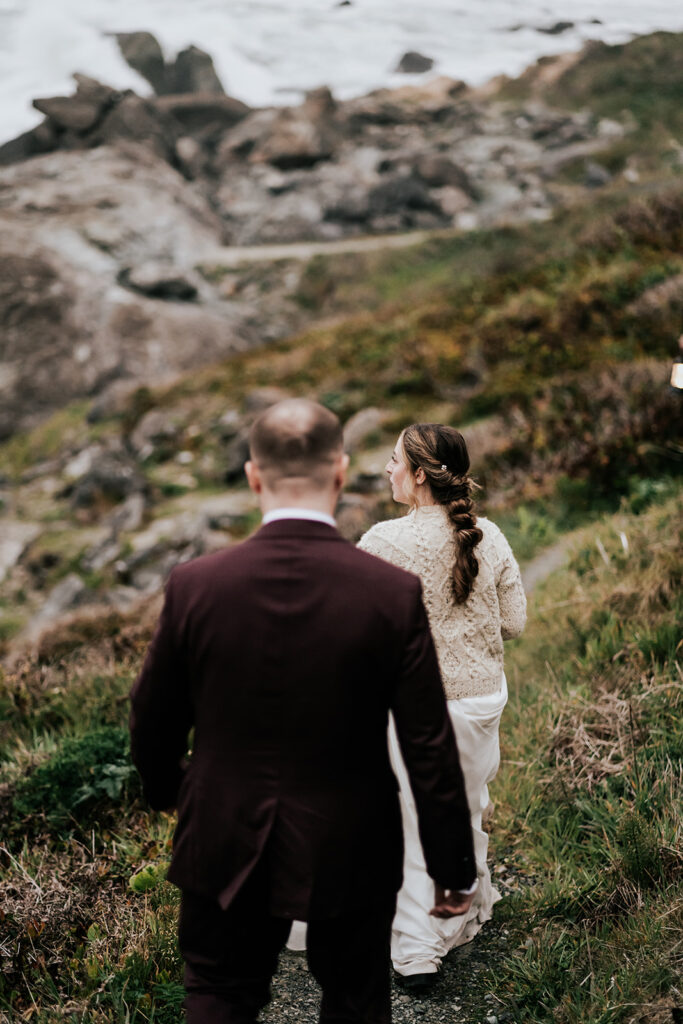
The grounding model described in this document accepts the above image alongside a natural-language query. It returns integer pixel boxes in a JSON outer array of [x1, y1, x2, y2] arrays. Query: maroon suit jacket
[[130, 519, 475, 918]]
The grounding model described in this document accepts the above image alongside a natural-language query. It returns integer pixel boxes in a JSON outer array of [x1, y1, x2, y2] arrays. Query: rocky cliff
[[3, 31, 678, 437]]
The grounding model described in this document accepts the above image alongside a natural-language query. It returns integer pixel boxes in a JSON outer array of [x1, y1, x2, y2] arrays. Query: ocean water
[[1, 0, 682, 143]]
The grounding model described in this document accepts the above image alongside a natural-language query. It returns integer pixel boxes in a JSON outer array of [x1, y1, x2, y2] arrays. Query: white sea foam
[[1, 0, 682, 143]]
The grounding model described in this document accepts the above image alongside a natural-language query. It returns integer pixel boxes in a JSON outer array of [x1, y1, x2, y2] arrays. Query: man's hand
[[429, 884, 474, 919]]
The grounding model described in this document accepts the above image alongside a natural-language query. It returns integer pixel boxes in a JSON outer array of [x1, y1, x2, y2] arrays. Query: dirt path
[[197, 228, 454, 267], [521, 535, 575, 594]]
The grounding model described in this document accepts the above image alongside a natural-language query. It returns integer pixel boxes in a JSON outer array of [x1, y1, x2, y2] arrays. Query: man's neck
[[259, 493, 337, 518], [262, 507, 337, 528]]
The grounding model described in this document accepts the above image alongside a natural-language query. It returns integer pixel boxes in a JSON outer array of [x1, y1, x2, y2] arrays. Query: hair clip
[[441, 464, 448, 471]]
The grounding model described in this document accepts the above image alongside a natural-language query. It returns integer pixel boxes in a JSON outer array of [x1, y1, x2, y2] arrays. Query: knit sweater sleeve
[[357, 522, 415, 574], [488, 522, 527, 640]]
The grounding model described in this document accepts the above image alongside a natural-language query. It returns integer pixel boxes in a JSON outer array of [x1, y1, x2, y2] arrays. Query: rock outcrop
[[0, 33, 645, 434]]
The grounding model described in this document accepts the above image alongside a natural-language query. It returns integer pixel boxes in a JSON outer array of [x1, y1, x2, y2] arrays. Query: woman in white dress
[[357, 422, 526, 992]]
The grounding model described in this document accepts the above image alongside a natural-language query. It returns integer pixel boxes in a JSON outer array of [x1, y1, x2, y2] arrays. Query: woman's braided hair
[[401, 423, 483, 605]]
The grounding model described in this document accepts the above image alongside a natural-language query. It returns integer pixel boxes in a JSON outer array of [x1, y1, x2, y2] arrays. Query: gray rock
[[72, 74, 118, 108], [32, 96, 103, 133], [106, 493, 147, 534], [585, 160, 612, 188], [222, 432, 250, 484], [170, 45, 225, 95], [69, 451, 147, 509], [395, 52, 434, 74], [343, 407, 389, 453], [32, 574, 88, 630], [244, 387, 291, 413], [175, 135, 206, 178], [92, 93, 179, 161], [115, 31, 168, 95], [155, 93, 249, 143], [87, 380, 143, 423], [0, 121, 58, 167], [120, 261, 199, 301], [129, 409, 180, 461], [335, 494, 375, 541], [0, 521, 41, 583], [367, 175, 443, 220], [250, 115, 336, 171], [81, 535, 122, 573], [348, 471, 386, 494], [413, 154, 475, 195], [114, 512, 209, 589], [0, 145, 257, 437], [537, 21, 574, 35]]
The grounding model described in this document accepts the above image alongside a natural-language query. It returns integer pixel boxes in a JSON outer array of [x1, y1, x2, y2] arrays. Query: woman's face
[[385, 434, 413, 505]]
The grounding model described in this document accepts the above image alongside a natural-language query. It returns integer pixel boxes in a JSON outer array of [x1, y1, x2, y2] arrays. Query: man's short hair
[[248, 399, 343, 485]]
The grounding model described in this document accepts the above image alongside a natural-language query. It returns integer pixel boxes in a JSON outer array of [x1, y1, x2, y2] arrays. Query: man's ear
[[334, 452, 350, 490], [245, 460, 262, 494]]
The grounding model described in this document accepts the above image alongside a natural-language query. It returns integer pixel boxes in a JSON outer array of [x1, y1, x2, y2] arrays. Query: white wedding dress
[[388, 675, 507, 975], [286, 674, 507, 969]]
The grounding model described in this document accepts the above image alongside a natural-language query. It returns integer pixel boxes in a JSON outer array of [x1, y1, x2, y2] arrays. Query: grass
[[477, 488, 683, 1023], [1, 484, 680, 1022]]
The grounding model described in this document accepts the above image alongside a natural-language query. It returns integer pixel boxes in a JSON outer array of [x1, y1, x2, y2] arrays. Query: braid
[[443, 475, 483, 604], [401, 423, 483, 604]]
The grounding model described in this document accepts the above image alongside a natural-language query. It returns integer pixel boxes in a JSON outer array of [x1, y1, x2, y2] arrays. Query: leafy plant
[[10, 726, 140, 833]]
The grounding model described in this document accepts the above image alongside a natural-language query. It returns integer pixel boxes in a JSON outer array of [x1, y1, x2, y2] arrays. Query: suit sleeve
[[129, 570, 193, 810], [391, 580, 476, 891]]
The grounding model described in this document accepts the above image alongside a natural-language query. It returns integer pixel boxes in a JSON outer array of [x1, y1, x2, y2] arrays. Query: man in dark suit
[[130, 399, 475, 1024]]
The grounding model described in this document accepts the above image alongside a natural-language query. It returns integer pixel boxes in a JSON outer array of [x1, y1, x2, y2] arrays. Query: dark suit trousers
[[179, 872, 395, 1024]]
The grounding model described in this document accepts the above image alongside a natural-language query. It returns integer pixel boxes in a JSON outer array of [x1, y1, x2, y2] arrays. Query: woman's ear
[[415, 466, 426, 485]]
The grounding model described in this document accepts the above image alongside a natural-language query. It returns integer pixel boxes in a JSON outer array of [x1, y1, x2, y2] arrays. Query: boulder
[[413, 154, 475, 195], [336, 494, 376, 541], [222, 432, 250, 483], [154, 93, 250, 141], [249, 114, 336, 170], [244, 387, 291, 412], [119, 262, 200, 301], [92, 93, 180, 161], [0, 237, 95, 440], [129, 409, 181, 460], [432, 185, 473, 217], [29, 574, 89, 634], [0, 521, 41, 583], [170, 45, 225, 95], [0, 121, 58, 166], [115, 31, 168, 95], [81, 535, 122, 573], [585, 160, 611, 188], [395, 52, 434, 74], [216, 109, 280, 162], [30, 74, 119, 136], [343, 407, 390, 453], [367, 175, 442, 218], [0, 145, 222, 264], [32, 96, 103, 133], [68, 450, 147, 510]]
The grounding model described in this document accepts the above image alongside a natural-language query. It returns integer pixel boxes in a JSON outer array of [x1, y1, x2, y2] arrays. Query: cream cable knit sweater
[[358, 506, 526, 700]]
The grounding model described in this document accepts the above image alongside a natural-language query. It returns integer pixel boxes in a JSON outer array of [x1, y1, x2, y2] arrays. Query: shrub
[[11, 726, 140, 834]]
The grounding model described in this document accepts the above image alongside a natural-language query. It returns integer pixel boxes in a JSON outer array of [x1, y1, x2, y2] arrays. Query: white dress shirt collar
[[262, 507, 337, 529]]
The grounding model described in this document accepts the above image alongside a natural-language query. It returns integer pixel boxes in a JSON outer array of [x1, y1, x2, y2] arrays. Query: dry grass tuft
[[550, 680, 683, 794]]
